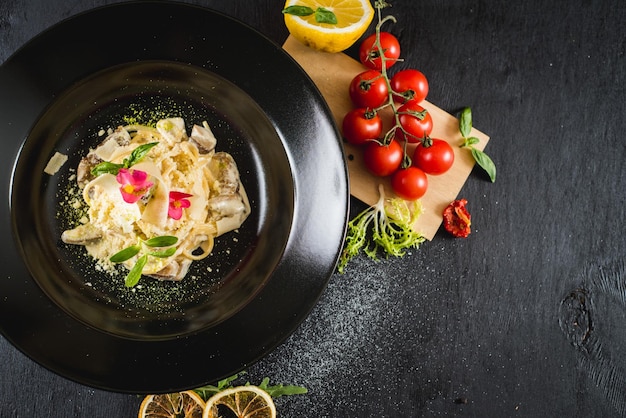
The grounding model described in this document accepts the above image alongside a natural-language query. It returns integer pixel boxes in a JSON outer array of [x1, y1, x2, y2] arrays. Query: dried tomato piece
[[442, 199, 471, 238]]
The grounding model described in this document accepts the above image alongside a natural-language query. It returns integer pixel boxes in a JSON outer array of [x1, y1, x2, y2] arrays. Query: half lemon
[[283, 0, 375, 53]]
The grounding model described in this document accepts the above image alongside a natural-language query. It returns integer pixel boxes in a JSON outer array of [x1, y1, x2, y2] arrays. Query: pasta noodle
[[61, 117, 251, 283]]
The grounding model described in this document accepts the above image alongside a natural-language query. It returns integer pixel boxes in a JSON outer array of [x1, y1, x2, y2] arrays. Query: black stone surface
[[1, 0, 625, 416]]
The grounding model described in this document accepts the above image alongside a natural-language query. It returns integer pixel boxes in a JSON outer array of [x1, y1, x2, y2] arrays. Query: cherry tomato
[[342, 108, 383, 146], [349, 70, 389, 109], [395, 101, 433, 143], [390, 69, 429, 103], [359, 32, 401, 71], [413, 138, 455, 175], [362, 139, 403, 177], [391, 166, 428, 200]]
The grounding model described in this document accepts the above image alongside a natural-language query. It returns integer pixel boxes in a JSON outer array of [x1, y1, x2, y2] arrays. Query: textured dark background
[[2, 0, 625, 416]]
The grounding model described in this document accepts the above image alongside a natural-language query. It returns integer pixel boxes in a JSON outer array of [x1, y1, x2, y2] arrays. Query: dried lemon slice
[[138, 390, 205, 418], [283, 0, 375, 53], [202, 386, 276, 418]]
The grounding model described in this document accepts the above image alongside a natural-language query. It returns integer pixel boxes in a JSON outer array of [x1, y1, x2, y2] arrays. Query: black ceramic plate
[[0, 2, 348, 393]]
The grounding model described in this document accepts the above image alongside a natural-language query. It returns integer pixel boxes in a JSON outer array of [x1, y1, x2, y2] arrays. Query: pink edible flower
[[116, 168, 153, 204], [168, 191, 193, 220]]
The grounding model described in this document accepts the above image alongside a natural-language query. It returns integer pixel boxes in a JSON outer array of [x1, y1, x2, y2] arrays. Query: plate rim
[[0, 1, 349, 393]]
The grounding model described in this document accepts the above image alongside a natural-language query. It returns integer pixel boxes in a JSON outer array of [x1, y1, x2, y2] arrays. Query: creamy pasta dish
[[61, 117, 250, 285]]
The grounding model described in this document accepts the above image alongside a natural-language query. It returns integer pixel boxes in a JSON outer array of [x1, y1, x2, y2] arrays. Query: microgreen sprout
[[109, 235, 178, 287], [91, 142, 159, 177]]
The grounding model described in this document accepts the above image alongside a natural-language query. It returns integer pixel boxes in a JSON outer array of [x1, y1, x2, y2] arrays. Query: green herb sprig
[[338, 184, 425, 273], [459, 107, 496, 182], [109, 235, 178, 287], [91, 142, 159, 177], [193, 372, 308, 400], [282, 5, 337, 24]]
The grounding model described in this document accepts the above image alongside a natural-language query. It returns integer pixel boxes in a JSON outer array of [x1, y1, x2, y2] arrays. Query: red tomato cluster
[[342, 31, 455, 201]]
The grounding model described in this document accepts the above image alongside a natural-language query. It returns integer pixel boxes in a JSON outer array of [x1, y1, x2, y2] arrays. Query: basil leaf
[[126, 142, 159, 167], [315, 7, 337, 24], [148, 247, 177, 258], [144, 235, 178, 247], [465, 136, 481, 146], [282, 5, 315, 16], [471, 148, 496, 182], [91, 161, 123, 177], [125, 254, 148, 287], [109, 245, 141, 263], [459, 107, 472, 138]]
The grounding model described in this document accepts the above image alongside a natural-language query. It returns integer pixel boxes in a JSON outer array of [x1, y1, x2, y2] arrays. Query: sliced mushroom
[[190, 123, 217, 154], [76, 153, 103, 187], [209, 187, 251, 236], [156, 117, 187, 144], [76, 126, 131, 187], [61, 223, 103, 245], [208, 194, 246, 218], [208, 152, 240, 195], [147, 259, 192, 282]]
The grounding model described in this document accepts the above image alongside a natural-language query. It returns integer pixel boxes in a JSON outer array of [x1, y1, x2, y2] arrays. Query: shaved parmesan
[[44, 152, 68, 175]]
